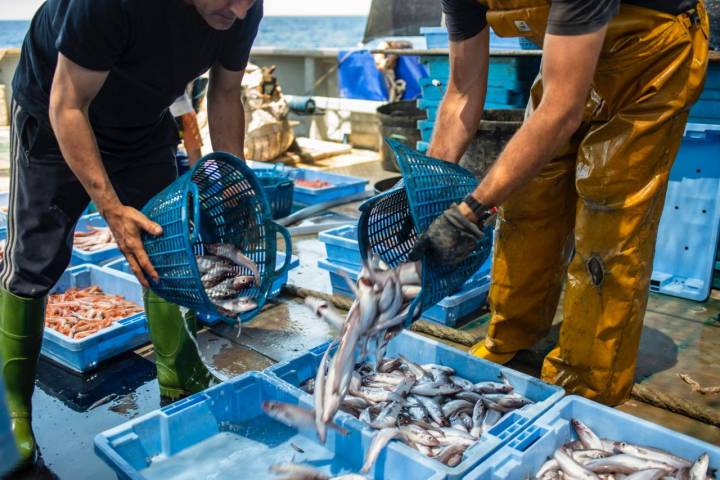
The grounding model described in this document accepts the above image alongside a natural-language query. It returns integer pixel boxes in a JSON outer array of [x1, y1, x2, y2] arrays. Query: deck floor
[[3, 143, 719, 479]]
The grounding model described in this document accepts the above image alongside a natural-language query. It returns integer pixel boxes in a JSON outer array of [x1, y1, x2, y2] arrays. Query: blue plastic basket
[[140, 152, 293, 323], [71, 213, 123, 266], [318, 257, 491, 327], [266, 330, 564, 480], [358, 140, 493, 325], [41, 264, 148, 373], [651, 123, 720, 301], [253, 167, 295, 220], [94, 371, 445, 480], [0, 373, 18, 477], [465, 395, 720, 480]]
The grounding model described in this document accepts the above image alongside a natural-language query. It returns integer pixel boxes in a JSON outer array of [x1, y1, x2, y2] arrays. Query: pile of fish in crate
[[93, 256, 720, 479]]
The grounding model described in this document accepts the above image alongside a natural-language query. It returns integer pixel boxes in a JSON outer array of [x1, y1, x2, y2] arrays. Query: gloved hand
[[408, 203, 484, 265]]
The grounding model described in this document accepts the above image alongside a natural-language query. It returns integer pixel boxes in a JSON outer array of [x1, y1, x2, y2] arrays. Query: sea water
[[142, 416, 357, 480]]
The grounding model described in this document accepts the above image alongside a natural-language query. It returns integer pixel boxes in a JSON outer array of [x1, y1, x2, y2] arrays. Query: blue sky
[[0, 0, 372, 20]]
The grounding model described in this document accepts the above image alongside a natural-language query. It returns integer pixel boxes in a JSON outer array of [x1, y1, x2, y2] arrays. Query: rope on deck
[[281, 284, 720, 427], [631, 383, 720, 428]]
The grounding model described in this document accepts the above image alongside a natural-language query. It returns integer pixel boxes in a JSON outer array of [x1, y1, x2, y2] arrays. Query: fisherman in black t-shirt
[[1, 0, 262, 470], [408, 0, 709, 406]]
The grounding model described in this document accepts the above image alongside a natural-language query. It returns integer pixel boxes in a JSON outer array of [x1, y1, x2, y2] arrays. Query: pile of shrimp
[[73, 227, 116, 252], [45, 286, 143, 340]]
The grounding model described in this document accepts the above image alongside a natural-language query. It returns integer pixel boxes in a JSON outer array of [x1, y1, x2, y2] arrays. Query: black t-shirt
[[13, 0, 262, 156], [442, 0, 697, 41]]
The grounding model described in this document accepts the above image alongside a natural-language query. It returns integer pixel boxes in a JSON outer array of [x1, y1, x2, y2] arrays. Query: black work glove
[[408, 204, 484, 266]]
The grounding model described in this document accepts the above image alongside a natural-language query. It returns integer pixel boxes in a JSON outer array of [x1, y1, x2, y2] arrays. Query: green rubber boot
[[0, 288, 46, 470], [144, 290, 220, 400]]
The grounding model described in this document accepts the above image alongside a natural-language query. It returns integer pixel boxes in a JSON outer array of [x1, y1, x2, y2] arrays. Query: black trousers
[[1, 100, 178, 297]]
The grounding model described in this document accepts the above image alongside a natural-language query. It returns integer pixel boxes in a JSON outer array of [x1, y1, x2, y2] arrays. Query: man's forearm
[[427, 89, 486, 163], [470, 107, 579, 208], [208, 92, 245, 157], [49, 106, 121, 214]]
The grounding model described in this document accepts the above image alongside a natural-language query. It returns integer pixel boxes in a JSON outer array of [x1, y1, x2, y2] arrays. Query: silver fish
[[399, 424, 439, 447], [614, 443, 691, 471], [572, 419, 605, 451], [624, 469, 667, 480], [554, 448, 601, 480], [470, 399, 485, 439], [269, 463, 329, 480], [442, 399, 474, 418], [261, 401, 348, 436], [688, 453, 709, 480], [584, 455, 675, 475], [213, 297, 257, 315], [411, 382, 462, 397], [362, 428, 401, 473], [232, 275, 256, 290], [201, 263, 234, 288], [205, 243, 260, 285]]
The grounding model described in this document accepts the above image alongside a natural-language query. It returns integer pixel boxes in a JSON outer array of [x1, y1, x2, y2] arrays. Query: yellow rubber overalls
[[470, 0, 709, 405]]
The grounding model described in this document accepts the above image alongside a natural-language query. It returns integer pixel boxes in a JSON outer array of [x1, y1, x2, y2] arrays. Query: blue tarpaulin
[[338, 51, 428, 101]]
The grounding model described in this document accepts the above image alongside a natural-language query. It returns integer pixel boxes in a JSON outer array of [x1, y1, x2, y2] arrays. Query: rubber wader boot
[[144, 290, 219, 399], [468, 342, 517, 365], [0, 288, 46, 469]]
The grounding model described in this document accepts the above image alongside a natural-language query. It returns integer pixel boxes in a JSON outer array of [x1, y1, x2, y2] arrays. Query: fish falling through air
[[302, 253, 535, 471], [195, 243, 260, 318]]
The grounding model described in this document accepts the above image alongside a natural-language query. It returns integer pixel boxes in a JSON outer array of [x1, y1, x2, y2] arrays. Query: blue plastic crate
[[94, 371, 445, 480], [105, 253, 300, 327], [266, 330, 564, 479], [248, 161, 369, 206], [291, 169, 368, 206], [651, 123, 720, 301], [689, 62, 720, 124], [318, 257, 492, 327], [319, 224, 363, 268], [0, 374, 19, 477], [71, 213, 123, 266], [465, 395, 720, 480], [421, 26, 539, 50], [420, 77, 525, 108], [41, 264, 148, 373], [421, 56, 538, 92]]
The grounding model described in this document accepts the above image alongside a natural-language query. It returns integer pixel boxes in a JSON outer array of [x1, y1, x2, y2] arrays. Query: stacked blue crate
[[318, 224, 493, 326], [650, 123, 720, 301], [417, 27, 540, 150]]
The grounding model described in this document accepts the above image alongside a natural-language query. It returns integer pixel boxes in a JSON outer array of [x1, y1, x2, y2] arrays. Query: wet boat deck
[[9, 158, 720, 479]]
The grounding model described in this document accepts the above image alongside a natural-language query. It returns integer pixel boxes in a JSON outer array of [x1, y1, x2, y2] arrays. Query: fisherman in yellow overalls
[[409, 0, 709, 406]]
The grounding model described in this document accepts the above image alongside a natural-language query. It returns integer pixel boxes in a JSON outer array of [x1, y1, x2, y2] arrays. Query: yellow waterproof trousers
[[478, 3, 709, 405]]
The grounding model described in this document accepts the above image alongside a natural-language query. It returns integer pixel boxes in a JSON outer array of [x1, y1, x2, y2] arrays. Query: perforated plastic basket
[[358, 140, 493, 325], [253, 169, 294, 220], [141, 152, 292, 323]]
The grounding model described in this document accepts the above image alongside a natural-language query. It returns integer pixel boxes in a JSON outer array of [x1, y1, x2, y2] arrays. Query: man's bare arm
[[49, 53, 161, 286], [463, 28, 607, 218], [427, 27, 490, 163], [207, 64, 246, 157]]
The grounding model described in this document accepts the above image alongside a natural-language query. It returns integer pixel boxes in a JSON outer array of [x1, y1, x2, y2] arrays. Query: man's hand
[[408, 203, 483, 265], [103, 205, 163, 287]]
